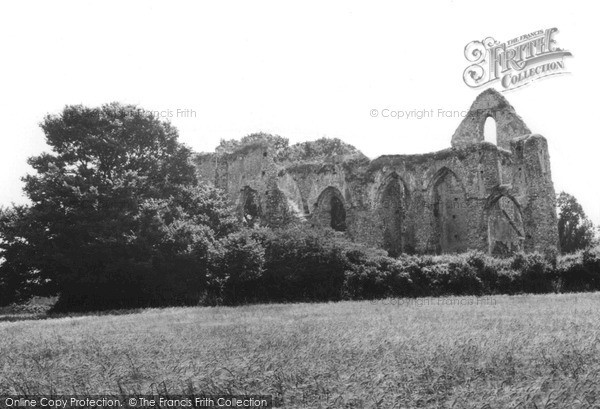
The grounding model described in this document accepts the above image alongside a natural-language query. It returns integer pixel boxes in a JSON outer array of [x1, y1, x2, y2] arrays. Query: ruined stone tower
[[194, 89, 559, 256]]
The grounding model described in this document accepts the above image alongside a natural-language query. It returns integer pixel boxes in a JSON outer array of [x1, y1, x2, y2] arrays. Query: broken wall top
[[451, 88, 531, 150]]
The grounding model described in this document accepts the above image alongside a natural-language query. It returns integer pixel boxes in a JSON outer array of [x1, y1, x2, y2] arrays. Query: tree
[[208, 227, 266, 305], [0, 205, 53, 305], [557, 192, 595, 253], [0, 103, 236, 310]]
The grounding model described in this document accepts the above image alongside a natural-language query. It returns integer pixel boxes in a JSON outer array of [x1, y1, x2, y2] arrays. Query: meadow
[[1, 293, 600, 408]]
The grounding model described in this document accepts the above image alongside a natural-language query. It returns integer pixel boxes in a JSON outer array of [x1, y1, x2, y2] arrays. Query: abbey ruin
[[194, 89, 559, 256]]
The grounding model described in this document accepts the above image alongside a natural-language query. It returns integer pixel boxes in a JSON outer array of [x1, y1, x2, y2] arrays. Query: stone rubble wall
[[194, 89, 559, 255]]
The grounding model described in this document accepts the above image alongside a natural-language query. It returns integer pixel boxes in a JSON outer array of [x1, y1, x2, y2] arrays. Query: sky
[[0, 1, 598, 223]]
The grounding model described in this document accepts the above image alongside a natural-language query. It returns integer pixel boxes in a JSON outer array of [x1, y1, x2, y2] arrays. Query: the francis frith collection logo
[[463, 28, 572, 91]]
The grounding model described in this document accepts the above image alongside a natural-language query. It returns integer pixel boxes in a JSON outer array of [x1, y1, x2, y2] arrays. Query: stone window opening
[[315, 187, 347, 232], [430, 167, 468, 254], [379, 175, 410, 256], [483, 115, 497, 145], [241, 187, 261, 227], [329, 196, 347, 232]]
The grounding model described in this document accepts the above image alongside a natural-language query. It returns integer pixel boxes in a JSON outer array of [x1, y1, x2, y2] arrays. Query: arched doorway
[[379, 173, 409, 257], [430, 168, 469, 253], [240, 186, 261, 227], [330, 195, 346, 231], [314, 187, 347, 232]]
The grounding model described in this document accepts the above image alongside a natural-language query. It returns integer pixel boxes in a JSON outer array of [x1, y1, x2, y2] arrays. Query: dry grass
[[1, 293, 600, 408]]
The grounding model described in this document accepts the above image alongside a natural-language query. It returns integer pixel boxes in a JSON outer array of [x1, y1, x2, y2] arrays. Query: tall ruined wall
[[508, 135, 559, 252], [195, 144, 297, 226], [194, 89, 559, 256], [451, 88, 531, 150]]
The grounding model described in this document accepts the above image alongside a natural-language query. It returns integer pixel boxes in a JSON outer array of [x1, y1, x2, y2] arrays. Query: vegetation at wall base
[[1, 104, 599, 313], [6, 223, 600, 313]]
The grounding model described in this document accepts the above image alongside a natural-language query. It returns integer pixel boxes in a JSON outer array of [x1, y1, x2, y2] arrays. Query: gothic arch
[[239, 186, 261, 226], [485, 191, 524, 256], [376, 172, 410, 205], [428, 167, 469, 254], [483, 115, 497, 145], [313, 186, 347, 232], [378, 172, 412, 256], [426, 167, 467, 195]]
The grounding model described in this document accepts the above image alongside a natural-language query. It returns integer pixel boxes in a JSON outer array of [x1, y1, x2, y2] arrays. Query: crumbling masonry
[[194, 89, 559, 256]]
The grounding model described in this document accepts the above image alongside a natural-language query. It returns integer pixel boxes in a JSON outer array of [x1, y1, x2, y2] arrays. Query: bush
[[261, 226, 347, 302], [496, 268, 521, 295], [47, 236, 600, 310], [52, 255, 209, 312], [445, 261, 484, 295], [208, 228, 266, 305], [558, 248, 600, 292], [344, 255, 389, 300], [9, 207, 600, 311], [467, 251, 508, 293], [512, 253, 556, 294]]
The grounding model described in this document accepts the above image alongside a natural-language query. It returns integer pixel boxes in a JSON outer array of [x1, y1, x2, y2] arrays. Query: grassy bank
[[1, 293, 600, 407]]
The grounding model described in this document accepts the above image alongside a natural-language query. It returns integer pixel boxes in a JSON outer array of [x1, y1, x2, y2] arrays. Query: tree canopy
[[0, 103, 236, 310], [557, 191, 596, 253]]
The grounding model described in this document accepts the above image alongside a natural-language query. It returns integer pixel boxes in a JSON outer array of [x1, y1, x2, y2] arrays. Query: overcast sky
[[0, 1, 598, 223]]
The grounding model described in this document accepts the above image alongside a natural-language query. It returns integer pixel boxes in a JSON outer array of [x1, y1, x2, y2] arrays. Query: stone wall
[[194, 89, 559, 255]]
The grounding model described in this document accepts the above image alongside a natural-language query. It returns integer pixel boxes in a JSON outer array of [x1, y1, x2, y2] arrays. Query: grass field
[[1, 293, 600, 408]]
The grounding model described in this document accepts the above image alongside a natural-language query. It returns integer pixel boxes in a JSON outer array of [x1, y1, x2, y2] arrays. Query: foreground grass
[[1, 294, 600, 408]]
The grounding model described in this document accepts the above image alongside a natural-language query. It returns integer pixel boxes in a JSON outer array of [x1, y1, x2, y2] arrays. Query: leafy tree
[[0, 103, 236, 310], [208, 227, 267, 305], [0, 205, 53, 305], [557, 192, 595, 253]]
